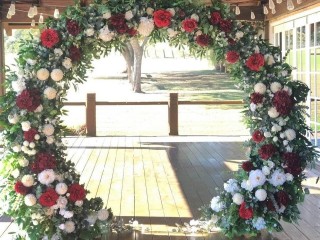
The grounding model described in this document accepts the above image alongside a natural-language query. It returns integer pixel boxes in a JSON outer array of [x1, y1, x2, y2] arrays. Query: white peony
[[50, 69, 64, 82], [37, 68, 50, 81], [210, 196, 225, 212], [223, 179, 240, 194], [102, 11, 111, 19], [19, 158, 29, 167], [38, 169, 55, 185], [270, 82, 282, 93], [285, 129, 296, 141], [254, 83, 267, 94], [62, 58, 73, 70], [262, 166, 270, 175], [97, 209, 109, 221], [25, 194, 37, 206], [56, 196, 68, 209], [34, 105, 43, 113], [167, 8, 175, 16], [235, 31, 244, 39], [241, 180, 253, 191], [255, 189, 267, 201], [191, 14, 199, 22], [22, 175, 34, 187], [54, 48, 63, 57], [167, 28, 178, 38], [138, 17, 154, 37], [285, 173, 294, 182], [269, 169, 286, 187], [268, 107, 280, 118], [99, 26, 114, 42], [264, 54, 275, 65], [86, 213, 98, 225], [85, 28, 95, 37], [249, 170, 266, 188], [64, 221, 75, 233], [46, 136, 55, 145], [8, 114, 20, 124], [44, 87, 57, 100], [21, 121, 31, 131], [232, 193, 244, 205], [125, 10, 134, 20], [12, 78, 26, 94], [55, 183, 68, 195], [146, 7, 154, 15], [43, 124, 55, 136]]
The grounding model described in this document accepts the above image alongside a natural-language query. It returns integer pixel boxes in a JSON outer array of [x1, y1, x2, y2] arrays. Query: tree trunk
[[121, 43, 134, 84]]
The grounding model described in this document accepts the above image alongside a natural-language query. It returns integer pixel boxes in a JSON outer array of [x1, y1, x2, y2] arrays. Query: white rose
[[85, 28, 95, 37], [19, 158, 29, 167], [34, 105, 43, 113], [38, 169, 55, 185], [273, 136, 278, 142], [166, 8, 175, 16], [191, 14, 199, 22], [268, 107, 280, 118], [125, 10, 134, 20], [195, 30, 202, 36], [54, 48, 63, 57], [267, 161, 275, 168], [102, 11, 111, 19], [64, 221, 75, 233], [12, 144, 21, 152], [26, 59, 36, 65], [264, 54, 275, 65], [56, 196, 68, 209], [37, 68, 50, 81], [50, 69, 63, 82], [255, 189, 267, 201], [286, 173, 294, 182], [264, 132, 272, 138], [43, 124, 55, 136], [97, 209, 109, 221], [167, 28, 178, 38], [22, 175, 34, 187], [46, 136, 54, 144], [285, 129, 296, 141], [138, 17, 154, 37], [63, 211, 74, 219], [235, 31, 244, 39], [35, 134, 40, 140], [254, 83, 267, 94], [12, 78, 26, 93], [62, 58, 73, 70], [56, 183, 68, 195], [250, 103, 257, 112], [21, 121, 31, 131], [281, 70, 288, 77], [283, 140, 289, 146], [8, 114, 20, 124], [146, 7, 154, 15], [270, 82, 282, 93], [29, 142, 35, 148], [44, 87, 57, 100], [262, 166, 270, 175], [23, 141, 29, 147], [75, 200, 83, 207], [25, 194, 37, 206], [11, 169, 20, 178], [86, 213, 98, 225], [232, 193, 244, 205], [99, 26, 114, 42]]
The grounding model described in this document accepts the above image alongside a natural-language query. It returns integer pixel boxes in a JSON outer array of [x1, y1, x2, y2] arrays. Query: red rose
[[250, 92, 264, 104], [258, 144, 277, 160], [246, 53, 265, 71], [30, 152, 56, 173], [177, 9, 186, 19], [242, 161, 254, 172], [14, 181, 30, 195], [226, 51, 239, 63], [219, 19, 232, 33], [66, 19, 81, 36], [128, 28, 138, 36], [41, 29, 60, 48], [210, 12, 221, 25], [110, 14, 126, 27], [276, 191, 290, 206], [196, 34, 211, 47], [182, 19, 198, 33], [239, 202, 253, 219], [153, 10, 172, 28], [68, 183, 86, 202], [16, 89, 41, 112], [24, 128, 38, 142], [272, 90, 294, 116], [69, 46, 82, 62], [39, 188, 59, 207], [252, 130, 265, 143], [283, 152, 302, 176]]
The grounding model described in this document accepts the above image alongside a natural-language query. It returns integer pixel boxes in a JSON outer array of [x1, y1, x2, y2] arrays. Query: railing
[[63, 93, 243, 136]]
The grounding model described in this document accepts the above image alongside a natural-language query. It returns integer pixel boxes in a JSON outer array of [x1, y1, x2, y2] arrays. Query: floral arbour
[[0, 0, 317, 239]]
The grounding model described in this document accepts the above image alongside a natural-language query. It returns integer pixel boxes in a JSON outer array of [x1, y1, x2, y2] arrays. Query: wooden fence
[[63, 93, 243, 136]]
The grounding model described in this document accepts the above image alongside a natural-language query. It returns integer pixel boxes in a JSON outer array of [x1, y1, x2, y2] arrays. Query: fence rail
[[63, 93, 243, 136]]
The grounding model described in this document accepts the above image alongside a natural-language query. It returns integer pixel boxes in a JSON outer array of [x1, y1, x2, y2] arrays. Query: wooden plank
[[86, 93, 96, 136]]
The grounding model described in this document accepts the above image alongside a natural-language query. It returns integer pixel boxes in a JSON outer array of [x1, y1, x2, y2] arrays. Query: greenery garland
[[0, 0, 317, 239]]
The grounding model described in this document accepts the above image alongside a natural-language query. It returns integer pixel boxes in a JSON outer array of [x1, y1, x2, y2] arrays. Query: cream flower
[[85, 28, 95, 37], [146, 7, 154, 15], [269, 169, 286, 187], [37, 68, 50, 81], [254, 82, 267, 94], [11, 169, 20, 178], [223, 179, 239, 194], [34, 105, 43, 113], [86, 213, 98, 225], [75, 200, 83, 207], [22, 175, 34, 187], [8, 114, 20, 124], [55, 183, 68, 195], [262, 166, 270, 175], [210, 196, 225, 212], [286, 173, 294, 182], [56, 196, 68, 209], [64, 221, 75, 233], [167, 8, 175, 16], [21, 121, 31, 131], [167, 28, 178, 38], [50, 69, 64, 82], [46, 136, 55, 145], [270, 82, 282, 93], [19, 158, 29, 167], [125, 10, 134, 20], [255, 189, 267, 201], [44, 87, 57, 100], [12, 78, 26, 94], [62, 58, 73, 70], [12, 144, 21, 153], [285, 129, 296, 141], [138, 17, 154, 37], [283, 86, 292, 95], [99, 26, 114, 42], [43, 124, 55, 136], [102, 11, 111, 19], [54, 48, 63, 57], [97, 209, 109, 221], [25, 194, 37, 206], [38, 169, 55, 185], [191, 14, 199, 22], [241, 179, 253, 191], [232, 193, 244, 205], [268, 107, 280, 118], [264, 54, 275, 65], [235, 31, 244, 39], [249, 170, 266, 188]]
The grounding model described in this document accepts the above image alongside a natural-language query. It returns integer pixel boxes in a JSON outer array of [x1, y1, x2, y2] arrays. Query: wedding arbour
[[0, 0, 318, 239]]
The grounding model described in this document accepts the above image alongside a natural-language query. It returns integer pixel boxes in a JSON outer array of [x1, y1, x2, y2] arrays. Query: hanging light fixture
[[263, 5, 269, 15], [39, 13, 44, 24], [269, 0, 275, 10], [297, 0, 302, 4], [7, 12, 12, 19], [54, 8, 60, 19], [276, 0, 282, 3], [251, 11, 255, 20], [235, 5, 241, 15], [32, 5, 38, 16], [272, 8, 276, 14], [31, 19, 36, 27], [8, 1, 16, 16], [287, 0, 295, 10], [28, 6, 34, 18]]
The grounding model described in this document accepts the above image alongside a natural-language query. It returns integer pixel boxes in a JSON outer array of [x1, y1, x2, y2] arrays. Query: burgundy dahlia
[[219, 19, 232, 33], [226, 51, 239, 63], [40, 29, 60, 48], [14, 181, 30, 195], [66, 19, 81, 36], [69, 45, 82, 62], [210, 11, 221, 25], [30, 152, 57, 173], [252, 130, 265, 143], [39, 188, 59, 207], [242, 161, 254, 172], [24, 128, 38, 142], [16, 89, 41, 112], [68, 183, 86, 202], [181, 18, 198, 33], [250, 92, 264, 104], [283, 152, 302, 176], [196, 34, 211, 47], [258, 144, 277, 160], [239, 202, 253, 220], [109, 14, 126, 27], [272, 90, 294, 116], [276, 191, 290, 207]]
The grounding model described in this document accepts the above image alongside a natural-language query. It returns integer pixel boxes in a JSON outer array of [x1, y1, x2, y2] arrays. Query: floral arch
[[0, 0, 317, 239]]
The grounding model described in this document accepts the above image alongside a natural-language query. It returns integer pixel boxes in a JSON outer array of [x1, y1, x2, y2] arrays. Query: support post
[[86, 93, 96, 136], [168, 93, 178, 136], [0, 22, 5, 96]]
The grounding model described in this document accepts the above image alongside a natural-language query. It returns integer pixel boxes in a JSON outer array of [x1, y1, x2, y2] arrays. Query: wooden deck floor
[[1, 136, 320, 240]]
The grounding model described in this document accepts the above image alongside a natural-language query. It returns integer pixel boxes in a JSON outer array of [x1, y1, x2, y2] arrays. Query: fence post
[[168, 93, 178, 136], [86, 93, 96, 136]]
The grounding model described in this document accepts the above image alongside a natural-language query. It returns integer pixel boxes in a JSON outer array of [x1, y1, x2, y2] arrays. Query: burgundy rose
[[219, 19, 232, 33], [258, 144, 277, 160], [30, 152, 57, 173], [16, 89, 41, 112], [283, 152, 302, 176], [66, 19, 81, 36], [40, 29, 60, 48], [115, 23, 129, 34], [196, 34, 211, 47], [182, 18, 198, 33], [109, 14, 126, 27], [128, 27, 138, 36], [68, 183, 86, 202], [177, 9, 186, 19], [69, 45, 82, 62], [239, 202, 253, 220], [210, 11, 221, 25], [246, 53, 265, 71], [226, 51, 239, 63], [242, 161, 254, 172], [250, 92, 264, 104], [252, 130, 265, 143], [39, 188, 59, 207], [272, 90, 294, 116], [14, 181, 30, 195], [276, 191, 290, 207], [24, 128, 38, 142], [153, 9, 172, 28]]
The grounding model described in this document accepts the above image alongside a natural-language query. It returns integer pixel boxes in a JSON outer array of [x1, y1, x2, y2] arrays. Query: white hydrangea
[[262, 166, 270, 175], [249, 170, 266, 188], [38, 169, 55, 185], [97, 209, 109, 221], [167, 8, 175, 16], [146, 7, 154, 15], [21, 121, 31, 131], [12, 78, 26, 94], [85, 28, 95, 37], [232, 193, 244, 205], [285, 129, 296, 141], [235, 31, 244, 39], [50, 69, 64, 82], [210, 196, 225, 212], [254, 82, 267, 94], [102, 11, 111, 19], [8, 114, 20, 124], [22, 175, 34, 187], [191, 13, 199, 22], [62, 58, 73, 70], [252, 217, 266, 230], [125, 10, 134, 20], [223, 179, 239, 194], [43, 124, 55, 136], [34, 105, 43, 113], [37, 68, 50, 81], [55, 183, 68, 195], [86, 212, 98, 225], [270, 82, 282, 93], [138, 17, 154, 37], [25, 194, 37, 206], [241, 180, 253, 191], [268, 107, 280, 118], [99, 26, 115, 42], [46, 136, 55, 145], [54, 48, 63, 57], [264, 54, 275, 65], [44, 87, 57, 100], [167, 28, 178, 38], [255, 189, 267, 201], [64, 221, 75, 233], [286, 173, 294, 182], [269, 169, 286, 187]]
